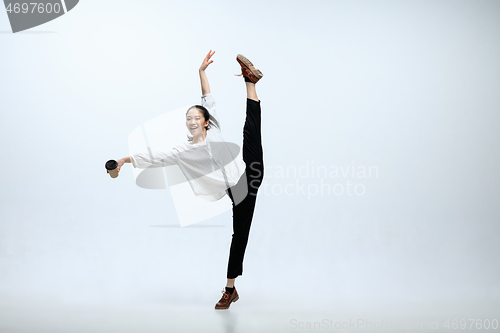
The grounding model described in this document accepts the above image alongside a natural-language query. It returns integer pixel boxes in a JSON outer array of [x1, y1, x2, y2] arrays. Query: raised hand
[[200, 50, 215, 71]]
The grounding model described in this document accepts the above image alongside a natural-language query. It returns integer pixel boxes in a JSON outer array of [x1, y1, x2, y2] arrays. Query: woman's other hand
[[106, 157, 130, 174], [200, 50, 215, 71], [116, 158, 125, 172]]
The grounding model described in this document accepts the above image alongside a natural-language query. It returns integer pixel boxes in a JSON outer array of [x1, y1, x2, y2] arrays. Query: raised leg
[[225, 83, 264, 279], [242, 95, 264, 194]]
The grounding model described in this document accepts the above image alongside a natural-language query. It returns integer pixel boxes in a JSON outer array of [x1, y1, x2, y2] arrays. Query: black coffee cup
[[105, 160, 119, 178]]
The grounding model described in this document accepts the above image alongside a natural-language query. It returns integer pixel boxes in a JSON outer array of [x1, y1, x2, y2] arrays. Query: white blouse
[[130, 93, 247, 202]]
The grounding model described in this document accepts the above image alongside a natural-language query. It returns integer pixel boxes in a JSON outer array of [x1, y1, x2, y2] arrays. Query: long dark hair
[[186, 105, 220, 142]]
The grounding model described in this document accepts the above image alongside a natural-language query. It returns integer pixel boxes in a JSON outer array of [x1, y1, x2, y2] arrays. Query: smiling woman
[[109, 50, 266, 310]]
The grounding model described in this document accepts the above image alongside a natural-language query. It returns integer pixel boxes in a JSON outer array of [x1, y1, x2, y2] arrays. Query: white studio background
[[0, 0, 499, 332]]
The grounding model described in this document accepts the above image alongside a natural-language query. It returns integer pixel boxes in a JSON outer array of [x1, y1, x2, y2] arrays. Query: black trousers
[[225, 98, 264, 279]]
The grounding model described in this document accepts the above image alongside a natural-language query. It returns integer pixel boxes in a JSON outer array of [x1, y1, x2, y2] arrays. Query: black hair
[[186, 105, 220, 142]]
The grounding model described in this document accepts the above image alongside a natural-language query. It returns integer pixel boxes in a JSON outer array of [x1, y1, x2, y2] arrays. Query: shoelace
[[220, 290, 230, 300], [235, 67, 250, 77]]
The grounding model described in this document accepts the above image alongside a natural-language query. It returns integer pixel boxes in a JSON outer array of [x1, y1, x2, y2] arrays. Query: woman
[[111, 50, 264, 310]]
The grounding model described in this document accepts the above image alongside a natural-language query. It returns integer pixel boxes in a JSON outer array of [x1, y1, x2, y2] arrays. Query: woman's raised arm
[[199, 50, 215, 96]]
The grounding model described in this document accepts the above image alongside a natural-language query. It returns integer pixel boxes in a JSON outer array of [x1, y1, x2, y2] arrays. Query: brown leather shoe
[[236, 54, 263, 84], [215, 288, 239, 310]]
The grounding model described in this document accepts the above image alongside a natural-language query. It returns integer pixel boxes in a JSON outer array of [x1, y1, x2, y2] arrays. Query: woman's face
[[186, 108, 209, 138]]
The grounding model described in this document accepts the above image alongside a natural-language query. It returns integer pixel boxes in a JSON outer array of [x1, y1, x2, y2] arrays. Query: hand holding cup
[[105, 159, 124, 178]]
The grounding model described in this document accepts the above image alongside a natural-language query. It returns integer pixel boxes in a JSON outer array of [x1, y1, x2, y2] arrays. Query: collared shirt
[[130, 93, 247, 202]]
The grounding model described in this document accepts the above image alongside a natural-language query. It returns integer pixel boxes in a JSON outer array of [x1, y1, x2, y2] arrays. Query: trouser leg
[[242, 98, 264, 194], [226, 191, 257, 278], [225, 98, 264, 278]]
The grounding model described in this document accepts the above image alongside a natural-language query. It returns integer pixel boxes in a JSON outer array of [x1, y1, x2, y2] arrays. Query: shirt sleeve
[[201, 93, 220, 131], [130, 146, 180, 169]]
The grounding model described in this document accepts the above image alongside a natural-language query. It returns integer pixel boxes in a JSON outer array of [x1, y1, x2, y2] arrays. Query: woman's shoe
[[215, 287, 239, 310], [235, 54, 263, 84]]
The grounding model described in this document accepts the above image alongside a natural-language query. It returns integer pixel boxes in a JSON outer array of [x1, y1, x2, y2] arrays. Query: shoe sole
[[236, 54, 263, 83], [214, 295, 239, 310]]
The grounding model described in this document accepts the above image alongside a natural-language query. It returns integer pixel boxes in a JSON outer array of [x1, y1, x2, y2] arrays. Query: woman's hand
[[200, 50, 215, 71], [107, 158, 126, 174], [116, 158, 125, 172]]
